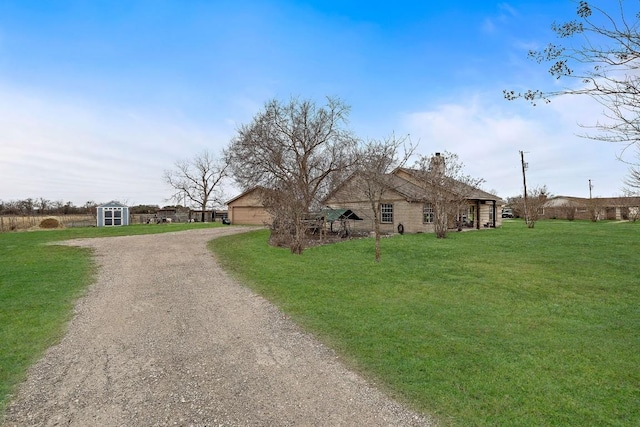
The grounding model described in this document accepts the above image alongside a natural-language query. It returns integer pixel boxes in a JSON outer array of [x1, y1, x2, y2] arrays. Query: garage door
[[231, 206, 271, 225]]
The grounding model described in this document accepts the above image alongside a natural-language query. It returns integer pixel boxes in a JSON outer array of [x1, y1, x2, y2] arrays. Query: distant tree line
[[0, 199, 167, 216], [0, 198, 97, 216], [130, 204, 162, 214]]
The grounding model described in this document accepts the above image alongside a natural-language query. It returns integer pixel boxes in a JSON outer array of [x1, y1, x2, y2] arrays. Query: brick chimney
[[430, 152, 445, 175]]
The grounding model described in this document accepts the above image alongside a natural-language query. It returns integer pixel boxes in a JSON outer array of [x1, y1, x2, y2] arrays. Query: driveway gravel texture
[[3, 227, 433, 426]]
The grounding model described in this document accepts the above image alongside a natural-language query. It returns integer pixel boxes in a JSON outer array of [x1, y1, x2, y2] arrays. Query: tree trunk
[[374, 217, 381, 263], [291, 215, 305, 254], [435, 200, 448, 238]]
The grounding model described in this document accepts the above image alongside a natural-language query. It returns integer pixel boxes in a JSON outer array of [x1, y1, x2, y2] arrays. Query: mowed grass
[[211, 220, 640, 426], [0, 222, 221, 413]]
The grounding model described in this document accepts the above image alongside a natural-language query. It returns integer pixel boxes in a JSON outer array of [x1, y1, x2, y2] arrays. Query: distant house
[[96, 201, 130, 227], [188, 209, 228, 222], [226, 187, 272, 225], [156, 207, 178, 222], [543, 196, 640, 221], [323, 166, 504, 234]]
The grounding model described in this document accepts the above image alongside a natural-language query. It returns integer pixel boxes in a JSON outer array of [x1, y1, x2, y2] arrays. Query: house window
[[423, 203, 434, 223], [381, 203, 393, 223], [488, 204, 494, 221]]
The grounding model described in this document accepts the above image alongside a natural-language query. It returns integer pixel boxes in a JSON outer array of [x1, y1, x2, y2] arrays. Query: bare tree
[[414, 152, 485, 238], [36, 197, 49, 213], [84, 201, 98, 219], [504, 1, 640, 183], [164, 150, 229, 222], [18, 198, 35, 215], [625, 165, 640, 191], [621, 187, 640, 221], [559, 203, 577, 221], [352, 134, 415, 262], [623, 151, 640, 194], [505, 196, 522, 218], [511, 186, 550, 228], [225, 96, 359, 254], [586, 195, 605, 222], [51, 200, 64, 214]]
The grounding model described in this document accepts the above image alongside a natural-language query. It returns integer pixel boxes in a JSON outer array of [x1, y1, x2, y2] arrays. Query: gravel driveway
[[3, 227, 432, 426]]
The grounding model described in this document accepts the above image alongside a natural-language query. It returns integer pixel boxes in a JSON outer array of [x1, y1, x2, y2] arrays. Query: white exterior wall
[[96, 202, 129, 227]]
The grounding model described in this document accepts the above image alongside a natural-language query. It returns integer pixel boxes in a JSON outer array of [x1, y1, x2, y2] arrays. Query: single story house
[[543, 196, 640, 221], [226, 187, 272, 225], [323, 167, 504, 234], [96, 201, 130, 227]]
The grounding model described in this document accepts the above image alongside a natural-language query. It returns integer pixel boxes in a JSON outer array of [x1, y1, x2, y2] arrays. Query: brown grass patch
[[1, 215, 94, 232], [39, 218, 61, 229]]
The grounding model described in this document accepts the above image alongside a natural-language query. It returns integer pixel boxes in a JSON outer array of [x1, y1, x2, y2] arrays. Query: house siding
[[226, 188, 272, 225], [325, 199, 437, 234], [478, 202, 501, 228], [396, 202, 436, 233], [542, 196, 640, 221], [324, 169, 503, 234]]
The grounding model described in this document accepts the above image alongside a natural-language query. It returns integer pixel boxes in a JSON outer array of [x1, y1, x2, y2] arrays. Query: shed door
[[103, 208, 123, 226]]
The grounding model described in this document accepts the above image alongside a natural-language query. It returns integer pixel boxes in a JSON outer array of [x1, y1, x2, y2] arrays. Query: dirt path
[[3, 227, 432, 426]]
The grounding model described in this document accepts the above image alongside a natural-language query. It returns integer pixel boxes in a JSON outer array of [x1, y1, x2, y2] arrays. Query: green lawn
[[0, 222, 221, 414], [210, 220, 640, 426]]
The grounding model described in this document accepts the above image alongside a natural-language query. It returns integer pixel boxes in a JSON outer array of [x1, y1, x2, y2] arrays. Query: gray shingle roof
[[391, 168, 504, 203]]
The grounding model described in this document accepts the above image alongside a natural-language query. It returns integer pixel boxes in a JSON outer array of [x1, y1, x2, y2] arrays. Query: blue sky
[[0, 0, 632, 207]]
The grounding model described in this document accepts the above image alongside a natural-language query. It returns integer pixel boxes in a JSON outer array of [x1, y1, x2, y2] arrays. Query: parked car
[[502, 208, 514, 218]]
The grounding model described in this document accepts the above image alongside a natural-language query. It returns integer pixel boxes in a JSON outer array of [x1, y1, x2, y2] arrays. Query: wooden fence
[[0, 215, 96, 232]]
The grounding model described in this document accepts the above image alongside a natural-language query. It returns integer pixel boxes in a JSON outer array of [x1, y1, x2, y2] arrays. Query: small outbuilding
[[96, 201, 130, 227], [226, 187, 272, 225]]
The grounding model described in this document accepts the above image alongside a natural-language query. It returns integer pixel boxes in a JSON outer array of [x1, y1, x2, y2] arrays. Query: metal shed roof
[[98, 201, 128, 208], [318, 208, 362, 222]]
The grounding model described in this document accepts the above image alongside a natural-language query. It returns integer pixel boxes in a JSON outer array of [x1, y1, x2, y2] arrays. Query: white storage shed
[[96, 201, 130, 227]]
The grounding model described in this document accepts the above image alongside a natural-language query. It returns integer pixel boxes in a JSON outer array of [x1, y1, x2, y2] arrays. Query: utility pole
[[520, 150, 529, 225], [588, 179, 596, 222]]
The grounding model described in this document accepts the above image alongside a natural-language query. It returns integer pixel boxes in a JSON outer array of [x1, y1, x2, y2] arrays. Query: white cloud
[[0, 84, 235, 206], [481, 2, 519, 34], [498, 3, 518, 18], [402, 94, 630, 199], [481, 18, 497, 34]]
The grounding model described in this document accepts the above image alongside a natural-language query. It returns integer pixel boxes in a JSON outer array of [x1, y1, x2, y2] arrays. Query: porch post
[[493, 200, 497, 228]]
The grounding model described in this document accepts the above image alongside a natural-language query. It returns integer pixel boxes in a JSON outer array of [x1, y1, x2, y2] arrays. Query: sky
[[0, 0, 634, 207]]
